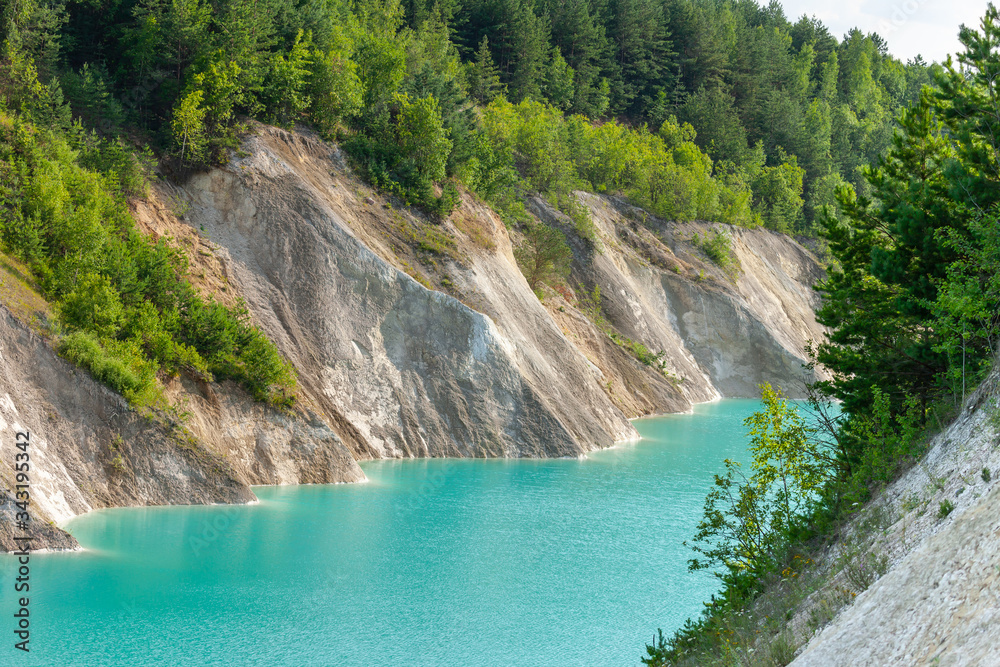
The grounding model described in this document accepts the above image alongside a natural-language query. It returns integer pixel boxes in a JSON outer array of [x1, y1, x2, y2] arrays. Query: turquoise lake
[[2, 399, 764, 667]]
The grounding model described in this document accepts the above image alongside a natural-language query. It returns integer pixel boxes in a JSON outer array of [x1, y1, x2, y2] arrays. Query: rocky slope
[[0, 124, 829, 550], [787, 366, 1000, 666]]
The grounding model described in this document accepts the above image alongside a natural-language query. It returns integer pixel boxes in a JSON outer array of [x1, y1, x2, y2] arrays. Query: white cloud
[[778, 0, 992, 62]]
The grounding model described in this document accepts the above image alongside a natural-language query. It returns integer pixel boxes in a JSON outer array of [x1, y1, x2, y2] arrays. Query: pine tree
[[466, 35, 502, 103], [542, 0, 610, 116], [506, 0, 550, 102], [606, 0, 674, 115], [814, 98, 959, 423], [542, 47, 575, 110]]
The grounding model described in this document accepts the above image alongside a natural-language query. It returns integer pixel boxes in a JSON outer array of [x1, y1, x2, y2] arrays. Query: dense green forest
[[0, 0, 935, 409], [3, 0, 930, 233], [0, 0, 299, 408], [645, 7, 1000, 666]]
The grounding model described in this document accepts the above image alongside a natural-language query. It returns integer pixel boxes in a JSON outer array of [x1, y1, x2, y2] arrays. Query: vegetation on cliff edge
[[645, 7, 1000, 665]]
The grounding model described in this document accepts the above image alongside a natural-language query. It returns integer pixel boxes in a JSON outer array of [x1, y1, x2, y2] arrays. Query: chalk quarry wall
[[0, 125, 829, 550], [789, 365, 1000, 667]]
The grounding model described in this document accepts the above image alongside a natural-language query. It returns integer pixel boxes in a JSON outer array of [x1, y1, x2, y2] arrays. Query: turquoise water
[[2, 400, 763, 667]]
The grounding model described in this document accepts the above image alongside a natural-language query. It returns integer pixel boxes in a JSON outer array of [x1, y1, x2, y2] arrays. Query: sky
[[778, 0, 992, 63]]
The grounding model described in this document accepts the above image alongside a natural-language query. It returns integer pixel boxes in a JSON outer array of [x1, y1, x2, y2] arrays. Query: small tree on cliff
[[686, 384, 829, 580], [515, 221, 573, 297]]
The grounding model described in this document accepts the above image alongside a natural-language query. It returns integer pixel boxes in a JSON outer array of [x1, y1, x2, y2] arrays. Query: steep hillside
[[787, 367, 1000, 666], [0, 125, 829, 551], [536, 193, 828, 402]]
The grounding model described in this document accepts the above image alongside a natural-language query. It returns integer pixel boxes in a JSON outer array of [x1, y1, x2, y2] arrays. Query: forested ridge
[[0, 0, 935, 410], [4, 0, 930, 232]]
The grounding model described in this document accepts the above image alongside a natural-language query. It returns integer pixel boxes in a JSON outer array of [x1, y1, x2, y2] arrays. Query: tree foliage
[[814, 6, 1000, 433], [0, 109, 296, 408], [687, 385, 827, 578], [0, 0, 929, 230], [514, 220, 573, 296]]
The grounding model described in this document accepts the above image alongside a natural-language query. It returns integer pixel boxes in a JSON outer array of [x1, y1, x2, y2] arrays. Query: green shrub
[[937, 499, 955, 519], [555, 192, 600, 248], [59, 331, 162, 407], [767, 632, 797, 666], [841, 546, 889, 592], [343, 94, 458, 216], [433, 182, 460, 220], [76, 134, 154, 199], [180, 299, 296, 407], [693, 228, 739, 275], [515, 221, 573, 296], [59, 63, 125, 132], [60, 273, 124, 338], [608, 330, 665, 368], [841, 389, 927, 507]]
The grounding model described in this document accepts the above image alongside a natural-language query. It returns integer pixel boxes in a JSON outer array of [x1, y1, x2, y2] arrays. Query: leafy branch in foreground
[[685, 384, 829, 580]]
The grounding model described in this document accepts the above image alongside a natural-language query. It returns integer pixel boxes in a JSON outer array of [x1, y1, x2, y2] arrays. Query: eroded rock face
[[178, 128, 638, 461], [795, 485, 1000, 666], [1, 125, 832, 550], [788, 368, 1000, 667], [532, 194, 829, 405]]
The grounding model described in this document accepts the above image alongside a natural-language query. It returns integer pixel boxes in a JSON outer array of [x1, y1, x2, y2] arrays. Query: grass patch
[[608, 330, 665, 367], [692, 228, 740, 278], [0, 251, 52, 333], [391, 215, 460, 262], [417, 225, 458, 256], [554, 192, 601, 250], [452, 210, 496, 251]]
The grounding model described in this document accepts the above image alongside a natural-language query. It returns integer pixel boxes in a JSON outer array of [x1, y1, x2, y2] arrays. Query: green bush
[[0, 111, 296, 408], [840, 389, 927, 507], [692, 229, 739, 276], [608, 331, 664, 368], [60, 273, 124, 338], [937, 499, 955, 519], [59, 331, 162, 407], [76, 133, 154, 199], [343, 94, 458, 217], [433, 182, 460, 220], [180, 299, 296, 407], [555, 193, 600, 247]]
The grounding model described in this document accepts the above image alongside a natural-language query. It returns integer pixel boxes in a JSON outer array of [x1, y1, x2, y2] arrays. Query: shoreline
[[1, 398, 772, 554]]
